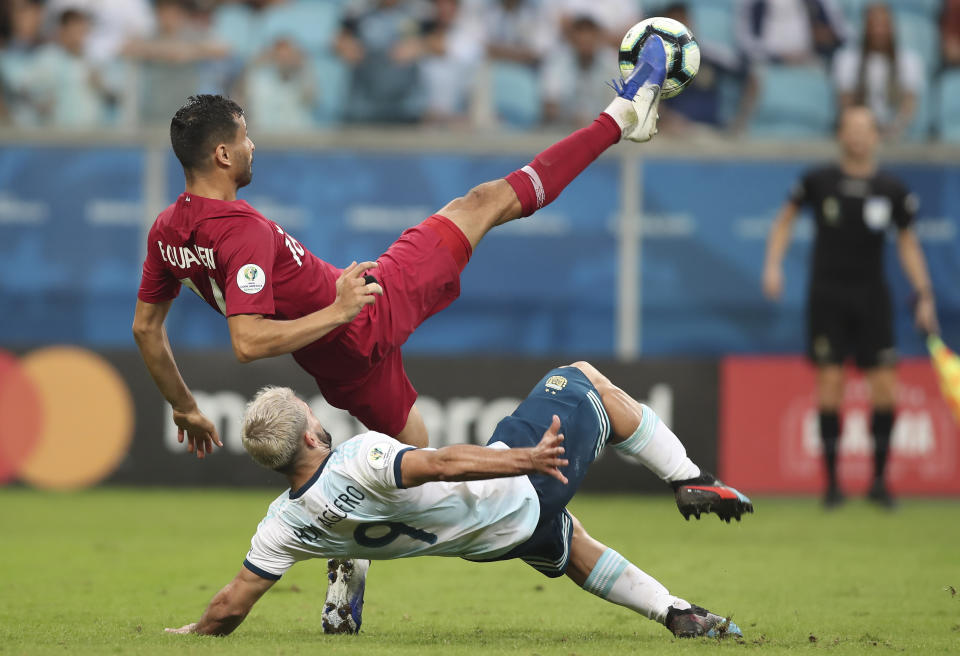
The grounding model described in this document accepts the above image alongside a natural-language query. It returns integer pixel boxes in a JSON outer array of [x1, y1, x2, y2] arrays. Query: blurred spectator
[[335, 0, 427, 123], [484, 0, 555, 67], [420, 0, 484, 124], [550, 0, 640, 47], [541, 15, 618, 127], [942, 0, 960, 68], [657, 3, 757, 135], [44, 0, 154, 63], [1, 0, 44, 52], [833, 3, 923, 139], [11, 9, 114, 127], [122, 0, 229, 125], [736, 0, 847, 64], [0, 0, 45, 123], [244, 36, 316, 132]]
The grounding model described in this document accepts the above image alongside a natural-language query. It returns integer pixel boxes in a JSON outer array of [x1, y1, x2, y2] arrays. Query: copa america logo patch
[[236, 264, 265, 294], [367, 442, 395, 470]]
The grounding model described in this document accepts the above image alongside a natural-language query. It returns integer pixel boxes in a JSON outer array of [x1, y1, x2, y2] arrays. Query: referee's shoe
[[672, 472, 754, 522], [867, 479, 897, 509]]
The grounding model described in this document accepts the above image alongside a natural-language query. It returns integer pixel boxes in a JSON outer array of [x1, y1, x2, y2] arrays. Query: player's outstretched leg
[[567, 361, 753, 522], [433, 36, 667, 251], [565, 514, 742, 639], [501, 35, 666, 220], [321, 558, 369, 634]]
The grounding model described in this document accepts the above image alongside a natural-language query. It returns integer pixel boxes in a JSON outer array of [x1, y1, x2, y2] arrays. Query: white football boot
[[321, 558, 369, 634], [603, 35, 668, 143]]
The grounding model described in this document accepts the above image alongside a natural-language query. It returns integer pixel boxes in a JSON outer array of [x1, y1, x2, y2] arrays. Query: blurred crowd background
[[1, 0, 959, 140]]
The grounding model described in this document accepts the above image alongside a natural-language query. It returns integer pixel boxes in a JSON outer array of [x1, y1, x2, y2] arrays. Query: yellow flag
[[927, 335, 960, 425]]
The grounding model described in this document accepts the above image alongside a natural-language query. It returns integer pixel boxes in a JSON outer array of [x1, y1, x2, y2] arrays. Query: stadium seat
[[893, 9, 939, 73], [935, 71, 960, 142], [641, 0, 735, 45], [748, 64, 835, 139], [491, 62, 541, 128], [689, 0, 736, 47], [211, 3, 261, 59], [312, 55, 349, 126], [261, 1, 344, 56], [890, 0, 941, 16]]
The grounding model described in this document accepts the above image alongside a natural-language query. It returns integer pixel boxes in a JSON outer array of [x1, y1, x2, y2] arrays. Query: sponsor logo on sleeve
[[236, 264, 266, 294], [367, 442, 395, 470]]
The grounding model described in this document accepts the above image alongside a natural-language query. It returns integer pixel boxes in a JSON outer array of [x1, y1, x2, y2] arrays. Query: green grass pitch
[[1, 489, 958, 655]]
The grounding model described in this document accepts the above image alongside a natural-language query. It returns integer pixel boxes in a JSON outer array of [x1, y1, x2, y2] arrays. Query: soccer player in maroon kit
[[133, 40, 668, 453], [132, 38, 668, 633]]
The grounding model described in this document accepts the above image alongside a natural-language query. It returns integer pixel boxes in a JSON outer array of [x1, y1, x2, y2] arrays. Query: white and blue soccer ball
[[619, 17, 700, 99]]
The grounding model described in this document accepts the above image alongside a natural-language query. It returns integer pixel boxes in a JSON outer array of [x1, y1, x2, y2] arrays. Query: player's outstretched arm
[[133, 299, 223, 458], [400, 415, 569, 487], [227, 261, 383, 363], [165, 568, 275, 637]]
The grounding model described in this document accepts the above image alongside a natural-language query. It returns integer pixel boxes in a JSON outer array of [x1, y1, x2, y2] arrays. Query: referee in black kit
[[762, 105, 939, 509]]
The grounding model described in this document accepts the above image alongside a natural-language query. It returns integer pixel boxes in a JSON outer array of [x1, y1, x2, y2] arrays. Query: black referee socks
[[818, 411, 841, 488], [871, 409, 895, 482]]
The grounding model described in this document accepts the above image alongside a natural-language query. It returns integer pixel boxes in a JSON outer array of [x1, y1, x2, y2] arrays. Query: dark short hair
[[664, 3, 689, 17], [570, 14, 599, 31], [59, 8, 90, 27], [170, 94, 245, 173]]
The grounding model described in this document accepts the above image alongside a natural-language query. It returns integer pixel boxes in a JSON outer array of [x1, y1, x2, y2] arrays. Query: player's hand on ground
[[334, 261, 383, 324], [172, 406, 223, 459], [164, 622, 198, 634], [762, 264, 783, 300], [529, 415, 569, 484], [914, 294, 939, 336]]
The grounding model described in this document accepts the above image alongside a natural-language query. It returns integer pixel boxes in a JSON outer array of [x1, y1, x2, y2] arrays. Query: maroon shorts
[[293, 215, 471, 436]]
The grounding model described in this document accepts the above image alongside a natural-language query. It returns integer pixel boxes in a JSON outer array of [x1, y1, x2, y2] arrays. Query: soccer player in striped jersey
[[165, 361, 752, 640]]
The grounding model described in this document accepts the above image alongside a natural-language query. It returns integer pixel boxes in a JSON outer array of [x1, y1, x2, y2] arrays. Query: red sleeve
[[219, 220, 277, 317], [137, 234, 181, 303]]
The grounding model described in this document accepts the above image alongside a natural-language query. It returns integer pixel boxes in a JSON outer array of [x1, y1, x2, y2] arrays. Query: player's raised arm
[[132, 299, 223, 458], [165, 567, 275, 636], [226, 261, 383, 363], [400, 415, 569, 487]]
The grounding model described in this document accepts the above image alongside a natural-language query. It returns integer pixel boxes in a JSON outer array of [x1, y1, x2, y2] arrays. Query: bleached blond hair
[[241, 386, 308, 471]]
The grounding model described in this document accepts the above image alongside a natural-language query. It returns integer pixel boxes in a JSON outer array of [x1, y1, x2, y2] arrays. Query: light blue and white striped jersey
[[243, 432, 540, 579]]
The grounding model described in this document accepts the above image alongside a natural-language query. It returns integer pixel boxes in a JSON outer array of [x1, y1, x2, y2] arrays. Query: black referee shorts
[[806, 285, 896, 370]]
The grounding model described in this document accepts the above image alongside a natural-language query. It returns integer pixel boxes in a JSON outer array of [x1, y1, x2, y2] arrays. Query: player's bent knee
[[444, 183, 493, 214], [443, 182, 513, 220], [566, 361, 611, 391]]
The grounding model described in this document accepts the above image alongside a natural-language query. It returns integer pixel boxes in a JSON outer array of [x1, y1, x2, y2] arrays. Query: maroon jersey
[[138, 193, 340, 320], [138, 194, 466, 436]]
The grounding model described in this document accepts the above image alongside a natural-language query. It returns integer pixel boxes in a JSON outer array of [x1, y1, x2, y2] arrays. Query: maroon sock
[[505, 113, 621, 217]]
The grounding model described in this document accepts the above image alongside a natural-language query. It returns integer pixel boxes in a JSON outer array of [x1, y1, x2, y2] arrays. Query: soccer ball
[[619, 17, 700, 99]]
